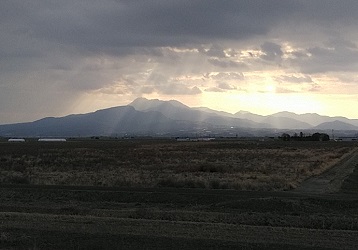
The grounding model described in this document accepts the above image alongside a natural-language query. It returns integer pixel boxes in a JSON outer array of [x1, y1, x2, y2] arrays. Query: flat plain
[[0, 139, 357, 249]]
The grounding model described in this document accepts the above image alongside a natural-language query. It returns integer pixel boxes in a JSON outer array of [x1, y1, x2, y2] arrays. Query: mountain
[[237, 110, 358, 129], [261, 116, 312, 130], [271, 111, 358, 127], [0, 106, 198, 137], [234, 111, 312, 129], [130, 97, 199, 121], [130, 97, 189, 110], [129, 97, 267, 128], [192, 107, 236, 118], [314, 120, 358, 130], [0, 98, 357, 137], [234, 111, 266, 123]]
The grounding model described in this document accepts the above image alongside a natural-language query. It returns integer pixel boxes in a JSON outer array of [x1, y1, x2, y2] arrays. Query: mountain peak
[[236, 110, 251, 115], [271, 111, 297, 117], [129, 97, 189, 111]]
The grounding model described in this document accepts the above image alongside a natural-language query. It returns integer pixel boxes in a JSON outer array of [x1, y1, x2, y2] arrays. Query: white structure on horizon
[[176, 137, 215, 142], [38, 138, 66, 142], [8, 138, 25, 142]]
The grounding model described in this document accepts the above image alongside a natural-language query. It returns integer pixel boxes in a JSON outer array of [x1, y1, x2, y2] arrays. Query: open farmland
[[0, 139, 356, 190], [0, 139, 358, 249]]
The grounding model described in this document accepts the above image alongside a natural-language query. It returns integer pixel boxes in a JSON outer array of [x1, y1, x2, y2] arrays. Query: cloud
[[199, 44, 227, 58], [308, 83, 321, 92], [205, 87, 225, 93], [208, 59, 247, 69], [1, 0, 280, 56], [211, 72, 245, 81], [275, 75, 313, 83], [2, 1, 358, 123], [2, 1, 358, 59], [275, 87, 296, 94], [217, 82, 236, 90], [160, 84, 202, 95], [260, 42, 283, 62], [204, 81, 237, 93], [292, 40, 358, 74]]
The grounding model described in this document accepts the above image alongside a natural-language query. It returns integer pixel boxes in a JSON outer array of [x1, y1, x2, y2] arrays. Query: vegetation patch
[[0, 140, 356, 191]]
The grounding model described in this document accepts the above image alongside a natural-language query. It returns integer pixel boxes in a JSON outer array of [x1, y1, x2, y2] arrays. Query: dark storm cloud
[[2, 1, 358, 56], [2, 0, 358, 123], [0, 0, 299, 55], [260, 42, 283, 61], [199, 44, 227, 58], [293, 40, 358, 74], [2, 0, 358, 69]]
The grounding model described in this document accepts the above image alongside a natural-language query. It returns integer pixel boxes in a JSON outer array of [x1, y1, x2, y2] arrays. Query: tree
[[280, 133, 291, 141], [312, 133, 329, 141]]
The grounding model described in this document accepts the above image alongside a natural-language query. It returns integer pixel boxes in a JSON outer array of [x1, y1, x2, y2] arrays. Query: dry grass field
[[0, 139, 355, 191], [0, 139, 357, 249]]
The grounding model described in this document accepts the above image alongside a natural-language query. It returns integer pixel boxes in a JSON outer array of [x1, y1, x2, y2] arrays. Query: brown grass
[[0, 139, 356, 191]]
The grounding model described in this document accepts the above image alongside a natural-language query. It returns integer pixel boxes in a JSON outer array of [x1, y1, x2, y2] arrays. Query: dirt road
[[295, 147, 358, 194]]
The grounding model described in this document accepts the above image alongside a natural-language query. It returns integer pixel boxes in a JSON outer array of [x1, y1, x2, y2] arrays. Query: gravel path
[[295, 147, 358, 194]]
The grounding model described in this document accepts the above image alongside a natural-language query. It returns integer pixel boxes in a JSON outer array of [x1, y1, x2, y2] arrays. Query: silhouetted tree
[[280, 133, 291, 141], [312, 133, 329, 141]]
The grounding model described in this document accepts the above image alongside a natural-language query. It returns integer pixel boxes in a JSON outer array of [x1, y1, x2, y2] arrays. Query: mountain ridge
[[0, 97, 357, 137]]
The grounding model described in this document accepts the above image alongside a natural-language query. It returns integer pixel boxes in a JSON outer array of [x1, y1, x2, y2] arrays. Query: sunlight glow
[[265, 85, 276, 93], [69, 87, 358, 120]]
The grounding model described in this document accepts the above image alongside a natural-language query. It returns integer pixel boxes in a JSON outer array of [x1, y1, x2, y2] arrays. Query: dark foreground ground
[[0, 140, 357, 249], [1, 182, 358, 249]]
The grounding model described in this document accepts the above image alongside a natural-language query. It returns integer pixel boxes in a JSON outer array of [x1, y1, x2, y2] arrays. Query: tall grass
[[0, 140, 356, 191]]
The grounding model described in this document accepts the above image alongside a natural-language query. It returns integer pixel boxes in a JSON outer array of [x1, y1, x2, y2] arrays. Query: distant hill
[[261, 116, 312, 129], [314, 120, 358, 130], [0, 98, 357, 137], [234, 111, 311, 129], [270, 111, 358, 127]]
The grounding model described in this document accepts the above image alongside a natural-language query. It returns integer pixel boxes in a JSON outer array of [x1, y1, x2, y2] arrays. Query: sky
[[1, 0, 358, 124]]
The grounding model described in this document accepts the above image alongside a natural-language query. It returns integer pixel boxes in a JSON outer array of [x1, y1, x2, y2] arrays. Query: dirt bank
[[295, 147, 358, 194]]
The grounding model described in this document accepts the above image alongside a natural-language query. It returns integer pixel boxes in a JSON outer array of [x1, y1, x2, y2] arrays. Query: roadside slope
[[295, 147, 358, 194]]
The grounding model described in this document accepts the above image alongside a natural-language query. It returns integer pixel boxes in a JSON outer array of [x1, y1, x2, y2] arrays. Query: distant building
[[176, 137, 215, 142], [176, 138, 190, 142], [8, 138, 25, 142], [38, 138, 66, 142]]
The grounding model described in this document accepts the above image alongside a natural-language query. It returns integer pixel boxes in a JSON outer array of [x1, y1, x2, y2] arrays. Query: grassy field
[[0, 139, 355, 191], [0, 139, 357, 249]]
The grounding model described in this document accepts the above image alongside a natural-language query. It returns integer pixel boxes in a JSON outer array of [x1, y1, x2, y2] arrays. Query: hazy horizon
[[2, 1, 358, 124]]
